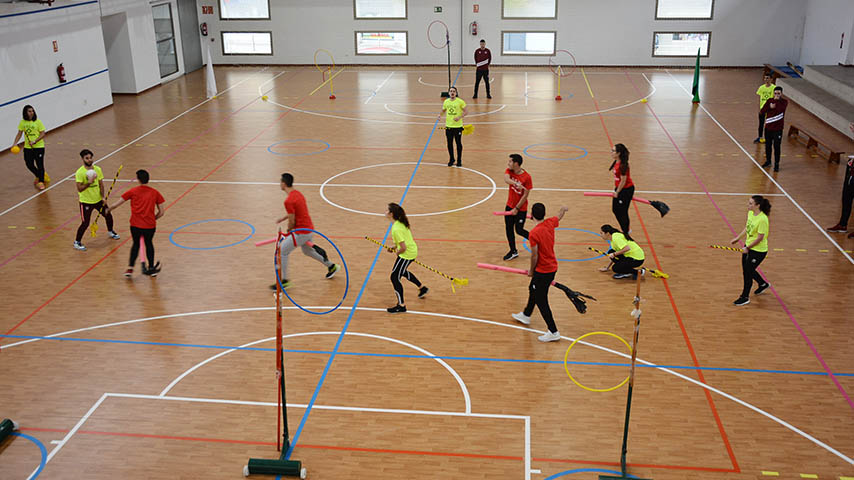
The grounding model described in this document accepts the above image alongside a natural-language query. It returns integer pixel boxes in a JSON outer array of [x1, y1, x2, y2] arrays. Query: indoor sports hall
[[2, 1, 853, 479]]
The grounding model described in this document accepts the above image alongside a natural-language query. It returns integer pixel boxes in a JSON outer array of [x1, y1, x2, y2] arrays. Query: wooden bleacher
[[787, 123, 845, 163]]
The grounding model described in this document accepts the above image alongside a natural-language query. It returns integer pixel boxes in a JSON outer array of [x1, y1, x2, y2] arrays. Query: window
[[354, 0, 407, 19], [218, 0, 270, 20], [655, 0, 713, 19], [152, 3, 178, 78], [355, 31, 408, 55], [502, 0, 556, 19], [222, 32, 273, 55], [502, 31, 555, 56], [652, 32, 710, 57]]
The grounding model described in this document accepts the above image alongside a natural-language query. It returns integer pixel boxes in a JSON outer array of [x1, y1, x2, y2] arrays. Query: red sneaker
[[124, 268, 133, 278], [826, 224, 847, 233]]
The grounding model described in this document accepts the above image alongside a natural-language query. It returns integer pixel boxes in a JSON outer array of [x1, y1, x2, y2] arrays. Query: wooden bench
[[787, 124, 844, 163]]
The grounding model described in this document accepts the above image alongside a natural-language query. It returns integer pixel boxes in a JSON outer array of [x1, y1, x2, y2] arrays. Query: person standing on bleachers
[[759, 86, 788, 172], [753, 74, 775, 144], [826, 122, 854, 238]]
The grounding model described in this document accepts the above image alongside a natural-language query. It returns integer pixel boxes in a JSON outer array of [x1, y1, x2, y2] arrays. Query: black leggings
[[740, 249, 767, 298], [607, 249, 644, 274], [474, 69, 490, 96], [523, 270, 557, 333], [765, 130, 782, 166], [757, 111, 766, 138], [445, 127, 463, 163], [504, 205, 529, 252], [390, 256, 421, 305], [24, 148, 46, 182], [612, 185, 634, 233], [838, 180, 854, 227], [129, 226, 156, 267], [76, 201, 114, 242]]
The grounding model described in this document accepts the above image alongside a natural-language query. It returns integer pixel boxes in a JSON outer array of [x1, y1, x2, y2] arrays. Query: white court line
[[525, 71, 529, 106], [37, 392, 531, 480], [384, 102, 506, 118], [6, 306, 853, 468], [365, 71, 395, 104], [1, 68, 270, 219], [257, 70, 289, 97], [664, 70, 853, 264]]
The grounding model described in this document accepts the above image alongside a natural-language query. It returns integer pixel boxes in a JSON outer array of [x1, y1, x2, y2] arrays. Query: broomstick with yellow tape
[[91, 165, 123, 237], [366, 236, 469, 292], [588, 246, 669, 279]]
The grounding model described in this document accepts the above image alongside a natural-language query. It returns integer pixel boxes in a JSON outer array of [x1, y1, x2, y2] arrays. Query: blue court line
[[10, 432, 48, 479], [0, 69, 109, 108], [283, 65, 466, 463], [545, 468, 638, 479], [3, 333, 853, 379], [0, 0, 96, 19]]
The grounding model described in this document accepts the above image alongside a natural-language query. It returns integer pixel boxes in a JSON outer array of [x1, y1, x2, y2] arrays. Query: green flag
[[691, 48, 701, 103]]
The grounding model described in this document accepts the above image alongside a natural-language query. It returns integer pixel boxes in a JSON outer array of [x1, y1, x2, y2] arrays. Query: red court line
[[18, 427, 730, 472], [3, 73, 306, 338]]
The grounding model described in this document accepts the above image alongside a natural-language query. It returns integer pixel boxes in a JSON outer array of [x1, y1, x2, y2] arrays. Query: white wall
[[801, 0, 854, 65], [101, 0, 161, 92], [0, 0, 113, 150], [199, 0, 807, 67]]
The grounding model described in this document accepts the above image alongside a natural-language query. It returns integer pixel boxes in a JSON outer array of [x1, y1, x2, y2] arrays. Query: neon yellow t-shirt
[[18, 119, 46, 148], [443, 98, 466, 128], [75, 165, 104, 204], [391, 220, 417, 260], [756, 84, 775, 109], [745, 211, 769, 252], [611, 232, 645, 261]]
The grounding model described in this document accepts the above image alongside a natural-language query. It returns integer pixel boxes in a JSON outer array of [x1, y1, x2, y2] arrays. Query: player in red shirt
[[511, 203, 568, 343], [503, 154, 532, 260], [271, 173, 340, 290], [609, 143, 634, 234], [106, 169, 165, 277]]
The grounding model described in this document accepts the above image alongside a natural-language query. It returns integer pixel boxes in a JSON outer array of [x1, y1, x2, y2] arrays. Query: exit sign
[[201, 5, 213, 14], [434, 6, 442, 13]]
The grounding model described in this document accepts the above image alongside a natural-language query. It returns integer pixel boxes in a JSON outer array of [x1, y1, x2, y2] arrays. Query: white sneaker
[[538, 331, 561, 342], [512, 312, 531, 325], [73, 241, 87, 251], [108, 231, 121, 239]]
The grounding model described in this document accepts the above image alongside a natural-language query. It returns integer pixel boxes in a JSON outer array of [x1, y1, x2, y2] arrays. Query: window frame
[[218, 0, 271, 21], [654, 0, 714, 20], [500, 30, 557, 57], [501, 0, 557, 20], [354, 31, 409, 56], [221, 31, 274, 56], [651, 31, 711, 58], [353, 0, 408, 20]]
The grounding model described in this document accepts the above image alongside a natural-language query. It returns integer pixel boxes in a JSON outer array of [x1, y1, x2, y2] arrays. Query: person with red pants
[[759, 86, 788, 172], [826, 123, 854, 238], [502, 153, 532, 261], [511, 203, 568, 343], [106, 169, 165, 277]]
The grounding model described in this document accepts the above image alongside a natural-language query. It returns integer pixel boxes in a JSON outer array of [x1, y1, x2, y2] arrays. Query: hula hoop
[[314, 49, 334, 75], [274, 228, 349, 315], [427, 20, 449, 49], [563, 331, 631, 392], [549, 50, 577, 78]]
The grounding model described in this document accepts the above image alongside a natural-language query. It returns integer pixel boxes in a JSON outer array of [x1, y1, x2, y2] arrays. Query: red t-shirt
[[613, 161, 634, 189], [120, 185, 164, 229], [529, 217, 559, 273], [505, 168, 533, 210], [285, 190, 314, 231]]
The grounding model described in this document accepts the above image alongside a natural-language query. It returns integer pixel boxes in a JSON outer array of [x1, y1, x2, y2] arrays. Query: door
[[177, 0, 202, 73], [151, 1, 184, 81]]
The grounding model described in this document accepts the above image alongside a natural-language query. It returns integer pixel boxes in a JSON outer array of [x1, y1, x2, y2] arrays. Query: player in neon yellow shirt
[[754, 74, 775, 144], [73, 149, 120, 251], [598, 224, 645, 280], [12, 105, 49, 189], [730, 195, 771, 306], [386, 203, 428, 313], [440, 86, 468, 167]]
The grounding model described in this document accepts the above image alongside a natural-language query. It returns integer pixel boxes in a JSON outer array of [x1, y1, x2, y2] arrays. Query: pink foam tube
[[254, 236, 315, 247], [492, 211, 534, 219], [583, 191, 652, 205], [476, 262, 558, 286]]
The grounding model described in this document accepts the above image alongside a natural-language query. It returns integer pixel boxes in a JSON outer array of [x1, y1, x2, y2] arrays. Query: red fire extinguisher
[[56, 63, 66, 84], [470, 21, 477, 36]]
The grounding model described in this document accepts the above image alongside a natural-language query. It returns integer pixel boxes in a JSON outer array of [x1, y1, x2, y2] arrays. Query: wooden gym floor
[[1, 65, 853, 480]]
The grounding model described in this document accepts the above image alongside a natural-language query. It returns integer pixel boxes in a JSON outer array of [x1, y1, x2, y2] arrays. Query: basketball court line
[[4, 306, 853, 469], [364, 71, 395, 104]]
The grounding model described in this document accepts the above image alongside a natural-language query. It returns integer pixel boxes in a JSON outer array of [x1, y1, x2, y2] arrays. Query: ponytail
[[608, 143, 630, 175], [388, 202, 410, 228], [601, 223, 634, 242], [751, 195, 771, 216]]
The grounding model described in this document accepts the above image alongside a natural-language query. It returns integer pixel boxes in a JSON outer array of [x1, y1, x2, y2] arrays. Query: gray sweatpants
[[278, 232, 331, 280]]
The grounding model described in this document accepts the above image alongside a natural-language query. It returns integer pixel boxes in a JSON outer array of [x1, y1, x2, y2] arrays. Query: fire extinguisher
[[200, 22, 208, 36], [56, 63, 66, 84], [470, 21, 477, 36]]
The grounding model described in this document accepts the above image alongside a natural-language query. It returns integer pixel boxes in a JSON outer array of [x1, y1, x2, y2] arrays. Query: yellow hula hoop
[[563, 331, 632, 393], [314, 48, 334, 84]]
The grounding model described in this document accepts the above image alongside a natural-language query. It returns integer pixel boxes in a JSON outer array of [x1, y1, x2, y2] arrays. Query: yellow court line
[[799, 474, 818, 479], [310, 67, 345, 96], [840, 476, 854, 480], [761, 472, 780, 477], [580, 67, 595, 98]]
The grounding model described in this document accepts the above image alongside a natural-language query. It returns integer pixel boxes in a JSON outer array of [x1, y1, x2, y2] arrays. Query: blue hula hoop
[[274, 228, 349, 315]]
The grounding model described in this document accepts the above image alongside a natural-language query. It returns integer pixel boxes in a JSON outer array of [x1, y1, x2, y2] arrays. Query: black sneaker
[[448, 159, 455, 167], [761, 161, 771, 168], [418, 286, 429, 298], [753, 137, 761, 144], [387, 305, 407, 313], [455, 161, 461, 167], [472, 95, 478, 99], [754, 283, 770, 295], [326, 264, 340, 279], [503, 251, 519, 261], [486, 95, 492, 99], [733, 296, 750, 306], [773, 165, 779, 172], [143, 261, 161, 277]]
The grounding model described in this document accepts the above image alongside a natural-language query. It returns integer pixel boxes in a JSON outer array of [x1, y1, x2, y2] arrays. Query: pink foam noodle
[[476, 262, 558, 286], [492, 211, 533, 219], [582, 191, 652, 205], [255, 235, 315, 248]]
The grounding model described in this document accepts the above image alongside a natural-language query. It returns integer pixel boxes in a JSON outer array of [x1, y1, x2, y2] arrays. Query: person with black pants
[[511, 203, 568, 343], [759, 86, 788, 172], [106, 169, 165, 278], [730, 195, 772, 306], [473, 39, 492, 99], [598, 225, 645, 280], [12, 105, 48, 189], [609, 143, 634, 233], [502, 154, 532, 260], [826, 124, 854, 238], [753, 74, 775, 144], [439, 86, 467, 167]]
